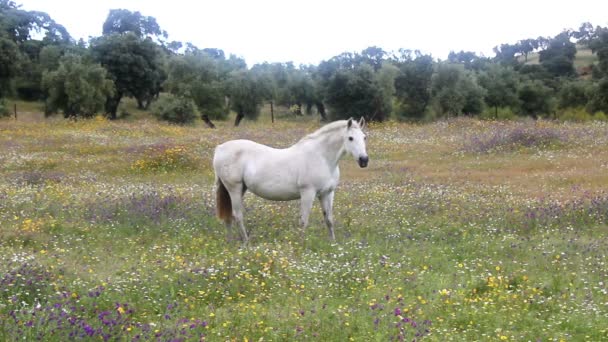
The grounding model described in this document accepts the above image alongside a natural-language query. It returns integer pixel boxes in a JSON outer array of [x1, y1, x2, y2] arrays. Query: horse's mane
[[297, 120, 359, 143]]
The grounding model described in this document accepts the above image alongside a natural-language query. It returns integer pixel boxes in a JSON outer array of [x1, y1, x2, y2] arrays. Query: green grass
[[1, 113, 608, 341]]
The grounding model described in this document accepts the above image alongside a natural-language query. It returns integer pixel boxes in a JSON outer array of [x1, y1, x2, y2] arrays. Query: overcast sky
[[17, 0, 608, 66]]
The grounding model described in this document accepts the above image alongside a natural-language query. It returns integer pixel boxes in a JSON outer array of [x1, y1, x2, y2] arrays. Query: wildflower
[[83, 324, 95, 336]]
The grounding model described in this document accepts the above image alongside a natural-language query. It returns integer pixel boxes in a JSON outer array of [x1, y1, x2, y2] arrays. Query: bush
[[556, 107, 608, 122], [150, 94, 197, 125], [588, 77, 608, 114], [463, 124, 568, 153], [558, 80, 592, 109], [0, 98, 10, 118], [557, 107, 593, 122], [517, 80, 556, 118], [594, 111, 608, 121]]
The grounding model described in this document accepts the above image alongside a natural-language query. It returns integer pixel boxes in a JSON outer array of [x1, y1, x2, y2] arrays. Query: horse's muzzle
[[358, 156, 369, 168]]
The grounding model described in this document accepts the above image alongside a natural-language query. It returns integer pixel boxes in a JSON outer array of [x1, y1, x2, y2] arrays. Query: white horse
[[213, 118, 369, 242]]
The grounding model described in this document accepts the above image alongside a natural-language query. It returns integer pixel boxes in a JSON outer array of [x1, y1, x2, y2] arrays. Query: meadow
[[1, 108, 608, 341]]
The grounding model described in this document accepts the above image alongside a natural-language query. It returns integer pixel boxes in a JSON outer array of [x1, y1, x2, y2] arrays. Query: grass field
[[1, 111, 608, 341]]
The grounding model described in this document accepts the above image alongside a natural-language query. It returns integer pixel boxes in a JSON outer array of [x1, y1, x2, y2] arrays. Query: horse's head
[[344, 117, 369, 168]]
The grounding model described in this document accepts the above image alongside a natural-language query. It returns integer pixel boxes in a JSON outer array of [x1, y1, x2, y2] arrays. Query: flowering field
[[1, 115, 608, 341]]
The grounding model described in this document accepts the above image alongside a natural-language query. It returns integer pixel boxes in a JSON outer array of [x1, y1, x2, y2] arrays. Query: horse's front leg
[[299, 188, 316, 230], [319, 191, 335, 240]]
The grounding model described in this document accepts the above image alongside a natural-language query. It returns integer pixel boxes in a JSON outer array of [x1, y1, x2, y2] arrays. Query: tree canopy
[[90, 32, 165, 118], [2, 2, 608, 123], [102, 9, 167, 40], [42, 54, 114, 118]]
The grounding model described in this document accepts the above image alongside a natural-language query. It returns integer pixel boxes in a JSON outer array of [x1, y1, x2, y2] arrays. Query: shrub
[[463, 124, 568, 153], [0, 98, 10, 118], [588, 77, 608, 114], [150, 94, 196, 125], [556, 108, 608, 122], [517, 80, 556, 118], [117, 102, 131, 119], [558, 80, 592, 109], [593, 111, 608, 121]]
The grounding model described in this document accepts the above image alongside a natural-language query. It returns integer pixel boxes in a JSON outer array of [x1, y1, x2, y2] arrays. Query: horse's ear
[[359, 117, 366, 129], [347, 118, 353, 129]]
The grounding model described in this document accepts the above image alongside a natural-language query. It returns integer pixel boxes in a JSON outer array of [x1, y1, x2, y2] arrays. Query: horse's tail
[[216, 176, 232, 224]]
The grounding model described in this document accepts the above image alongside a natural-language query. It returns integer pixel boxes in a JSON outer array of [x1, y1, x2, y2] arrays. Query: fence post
[[14, 103, 17, 120]]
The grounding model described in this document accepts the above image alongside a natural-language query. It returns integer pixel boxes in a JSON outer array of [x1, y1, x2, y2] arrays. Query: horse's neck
[[304, 134, 344, 168]]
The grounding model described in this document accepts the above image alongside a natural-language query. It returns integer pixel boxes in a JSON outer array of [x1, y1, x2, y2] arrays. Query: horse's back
[[214, 140, 275, 163], [214, 140, 274, 180], [214, 139, 303, 200]]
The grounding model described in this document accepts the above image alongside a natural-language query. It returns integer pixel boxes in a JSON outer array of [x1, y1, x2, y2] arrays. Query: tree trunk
[[316, 102, 327, 121], [44, 101, 52, 118], [106, 93, 122, 120], [137, 98, 145, 110], [306, 103, 313, 115], [201, 114, 216, 128], [420, 98, 430, 117], [234, 110, 245, 126], [270, 101, 274, 123]]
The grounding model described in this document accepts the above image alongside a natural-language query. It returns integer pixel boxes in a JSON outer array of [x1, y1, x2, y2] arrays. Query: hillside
[[519, 45, 597, 75]]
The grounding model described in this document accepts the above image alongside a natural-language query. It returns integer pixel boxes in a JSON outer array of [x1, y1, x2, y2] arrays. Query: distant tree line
[[2, 1, 608, 124]]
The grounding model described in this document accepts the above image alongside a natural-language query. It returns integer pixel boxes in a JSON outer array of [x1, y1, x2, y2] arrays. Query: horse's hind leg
[[227, 183, 248, 243]]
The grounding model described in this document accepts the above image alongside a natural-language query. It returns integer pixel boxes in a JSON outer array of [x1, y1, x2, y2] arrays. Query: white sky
[[18, 0, 608, 66]]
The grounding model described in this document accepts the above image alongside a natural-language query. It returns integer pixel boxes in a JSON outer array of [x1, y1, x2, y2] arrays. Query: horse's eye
[[348, 137, 353, 141]]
